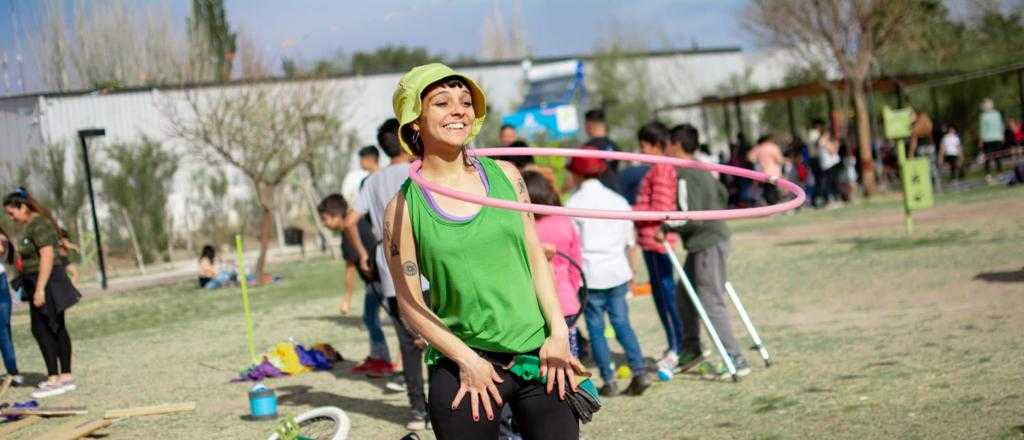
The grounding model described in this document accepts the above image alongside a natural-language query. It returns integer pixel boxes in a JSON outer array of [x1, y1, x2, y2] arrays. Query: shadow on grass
[[297, 314, 368, 328], [774, 239, 819, 247], [276, 384, 410, 426], [838, 230, 971, 252], [751, 395, 798, 414], [974, 269, 1024, 283]]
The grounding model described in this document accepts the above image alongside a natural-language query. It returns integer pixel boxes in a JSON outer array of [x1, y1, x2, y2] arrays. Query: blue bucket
[[249, 384, 278, 419]]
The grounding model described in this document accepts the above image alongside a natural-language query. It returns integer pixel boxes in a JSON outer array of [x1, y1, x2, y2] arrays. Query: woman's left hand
[[539, 334, 586, 400], [32, 289, 46, 308]]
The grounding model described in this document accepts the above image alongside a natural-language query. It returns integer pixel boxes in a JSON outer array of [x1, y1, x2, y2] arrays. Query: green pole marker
[[236, 234, 258, 364], [883, 107, 933, 235]]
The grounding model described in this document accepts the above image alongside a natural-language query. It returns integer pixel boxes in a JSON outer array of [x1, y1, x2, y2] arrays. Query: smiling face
[[413, 79, 475, 152]]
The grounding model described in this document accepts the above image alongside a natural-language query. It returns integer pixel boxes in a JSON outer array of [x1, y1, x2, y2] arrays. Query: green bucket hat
[[392, 63, 487, 155]]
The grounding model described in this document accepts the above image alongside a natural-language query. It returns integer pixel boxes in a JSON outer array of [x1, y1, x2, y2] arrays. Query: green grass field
[[4, 185, 1023, 439]]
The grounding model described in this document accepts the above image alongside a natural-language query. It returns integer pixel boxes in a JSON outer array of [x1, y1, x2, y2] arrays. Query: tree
[[351, 45, 441, 75], [479, 2, 529, 61], [589, 42, 655, 150], [97, 138, 179, 266], [188, 0, 237, 82], [747, 0, 917, 196], [26, 0, 188, 91], [30, 142, 87, 237], [162, 82, 344, 281]]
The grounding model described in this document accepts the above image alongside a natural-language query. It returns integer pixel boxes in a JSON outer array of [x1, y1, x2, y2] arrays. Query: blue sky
[[0, 0, 751, 95]]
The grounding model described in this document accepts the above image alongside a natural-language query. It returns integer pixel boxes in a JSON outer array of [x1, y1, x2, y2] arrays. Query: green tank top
[[401, 157, 547, 363]]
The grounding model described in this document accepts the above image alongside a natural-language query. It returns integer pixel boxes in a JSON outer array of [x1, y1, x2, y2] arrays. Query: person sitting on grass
[[565, 154, 651, 397], [662, 124, 751, 379], [197, 245, 241, 290]]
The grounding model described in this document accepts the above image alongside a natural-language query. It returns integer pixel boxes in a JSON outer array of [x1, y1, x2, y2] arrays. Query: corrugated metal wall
[[0, 51, 788, 232]]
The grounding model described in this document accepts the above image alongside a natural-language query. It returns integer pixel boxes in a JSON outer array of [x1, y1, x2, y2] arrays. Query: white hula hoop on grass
[[266, 406, 350, 440]]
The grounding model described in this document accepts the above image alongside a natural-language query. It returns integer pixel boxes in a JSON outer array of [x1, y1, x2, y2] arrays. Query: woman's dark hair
[[3, 187, 59, 230], [522, 170, 560, 219], [401, 76, 472, 161], [200, 245, 216, 262], [0, 226, 14, 266], [638, 121, 669, 149], [377, 118, 402, 158]]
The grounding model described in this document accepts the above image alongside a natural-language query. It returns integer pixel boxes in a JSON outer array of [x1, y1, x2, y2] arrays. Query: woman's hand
[[453, 354, 504, 422], [539, 333, 586, 400], [33, 289, 45, 308]]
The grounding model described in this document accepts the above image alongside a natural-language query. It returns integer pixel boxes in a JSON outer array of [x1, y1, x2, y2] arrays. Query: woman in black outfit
[[3, 188, 81, 398]]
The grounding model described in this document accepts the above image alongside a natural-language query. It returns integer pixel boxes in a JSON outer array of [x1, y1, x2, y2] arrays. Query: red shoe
[[366, 359, 397, 378], [351, 357, 376, 374]]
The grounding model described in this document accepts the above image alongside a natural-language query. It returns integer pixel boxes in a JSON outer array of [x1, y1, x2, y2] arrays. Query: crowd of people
[[306, 64, 756, 439]]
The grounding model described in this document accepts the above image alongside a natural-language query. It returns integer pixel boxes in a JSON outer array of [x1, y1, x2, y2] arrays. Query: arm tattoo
[[515, 175, 534, 220], [384, 220, 399, 256], [402, 260, 419, 276]]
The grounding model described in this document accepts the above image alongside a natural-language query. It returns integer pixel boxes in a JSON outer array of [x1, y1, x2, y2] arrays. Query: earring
[[411, 130, 420, 145]]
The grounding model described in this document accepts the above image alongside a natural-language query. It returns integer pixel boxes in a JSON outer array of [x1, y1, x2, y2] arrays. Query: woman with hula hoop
[[384, 64, 584, 439]]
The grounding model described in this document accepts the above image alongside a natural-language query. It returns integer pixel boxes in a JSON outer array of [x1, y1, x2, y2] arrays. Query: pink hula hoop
[[408, 148, 806, 221]]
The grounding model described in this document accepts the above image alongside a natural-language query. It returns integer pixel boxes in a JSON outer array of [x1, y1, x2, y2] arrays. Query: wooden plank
[[0, 406, 88, 417], [0, 415, 41, 436], [34, 418, 112, 440], [103, 402, 196, 419], [0, 376, 13, 401]]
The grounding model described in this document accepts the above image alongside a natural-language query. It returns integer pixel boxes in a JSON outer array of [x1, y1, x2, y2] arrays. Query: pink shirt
[[748, 142, 784, 178], [534, 215, 583, 317]]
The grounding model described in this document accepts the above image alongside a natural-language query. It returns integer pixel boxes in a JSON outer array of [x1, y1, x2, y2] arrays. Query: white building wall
[[1, 49, 800, 233]]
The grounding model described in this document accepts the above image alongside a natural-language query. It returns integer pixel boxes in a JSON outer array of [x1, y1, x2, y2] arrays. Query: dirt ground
[[2, 185, 1022, 439]]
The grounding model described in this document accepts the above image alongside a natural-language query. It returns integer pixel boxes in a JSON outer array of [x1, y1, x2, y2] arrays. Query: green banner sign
[[901, 158, 934, 211]]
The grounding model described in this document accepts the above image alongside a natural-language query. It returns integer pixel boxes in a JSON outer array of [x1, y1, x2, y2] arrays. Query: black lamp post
[[77, 128, 108, 289]]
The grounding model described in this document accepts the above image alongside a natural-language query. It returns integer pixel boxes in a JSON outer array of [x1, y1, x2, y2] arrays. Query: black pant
[[428, 356, 578, 440], [30, 306, 71, 376], [386, 297, 427, 417], [819, 164, 843, 203], [983, 141, 1004, 173]]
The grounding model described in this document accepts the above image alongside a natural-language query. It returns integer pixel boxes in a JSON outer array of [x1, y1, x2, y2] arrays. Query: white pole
[[724, 281, 772, 367], [662, 241, 738, 382]]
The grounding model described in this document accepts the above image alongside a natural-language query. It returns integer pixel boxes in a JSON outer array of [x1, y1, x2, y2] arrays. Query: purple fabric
[[4, 400, 39, 421], [421, 159, 490, 222], [297, 345, 333, 371], [234, 357, 285, 382], [294, 344, 315, 368]]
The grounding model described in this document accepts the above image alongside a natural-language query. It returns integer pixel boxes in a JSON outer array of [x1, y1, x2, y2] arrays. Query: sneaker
[[656, 351, 679, 371], [351, 357, 377, 374], [623, 373, 652, 396], [598, 381, 619, 397], [61, 378, 77, 392], [697, 357, 752, 381], [385, 375, 407, 392], [675, 351, 705, 374], [31, 381, 68, 398], [366, 359, 397, 378], [6, 374, 23, 386], [406, 413, 429, 431]]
